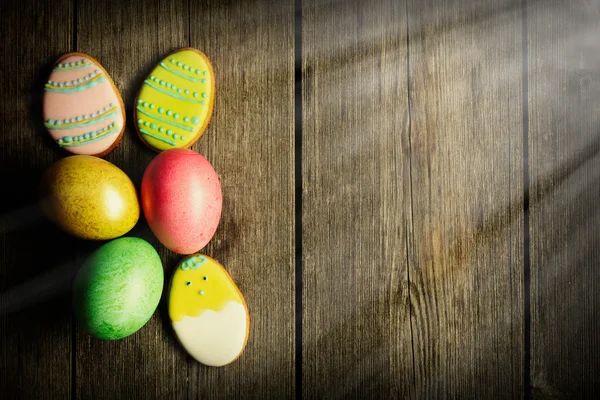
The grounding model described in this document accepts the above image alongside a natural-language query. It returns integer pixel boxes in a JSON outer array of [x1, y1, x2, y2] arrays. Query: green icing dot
[[173, 133, 179, 139], [144, 121, 149, 127], [159, 80, 165, 86], [183, 116, 190, 123], [47, 119, 54, 124], [200, 79, 207, 84], [173, 113, 179, 119], [203, 71, 208, 76], [196, 70, 201, 75], [83, 133, 90, 139], [143, 102, 149, 108], [158, 107, 164, 114], [183, 64, 189, 70], [166, 110, 172, 116], [63, 136, 72, 143], [177, 88, 183, 94], [150, 123, 157, 130], [184, 89, 190, 95], [138, 118, 143, 124], [159, 127, 165, 133], [170, 59, 175, 64], [180, 136, 185, 140], [90, 132, 97, 137], [176, 61, 182, 67], [191, 117, 200, 125], [55, 120, 62, 126], [76, 116, 82, 122], [57, 64, 63, 68], [199, 290, 205, 295], [150, 75, 155, 80], [69, 62, 75, 67], [189, 67, 195, 73], [193, 92, 199, 98], [167, 129, 173, 135], [202, 92, 208, 98], [138, 99, 143, 103], [149, 103, 155, 109], [104, 106, 109, 111]]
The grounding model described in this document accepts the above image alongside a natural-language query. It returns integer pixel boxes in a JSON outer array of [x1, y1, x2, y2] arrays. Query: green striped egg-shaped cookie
[[134, 48, 215, 151]]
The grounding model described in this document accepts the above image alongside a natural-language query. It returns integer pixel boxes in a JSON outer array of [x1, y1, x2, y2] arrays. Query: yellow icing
[[169, 255, 245, 322], [135, 49, 214, 151]]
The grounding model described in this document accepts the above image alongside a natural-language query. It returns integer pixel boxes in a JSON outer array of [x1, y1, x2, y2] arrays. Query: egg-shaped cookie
[[40, 155, 139, 240], [134, 48, 215, 151], [43, 53, 125, 157], [169, 255, 249, 366]]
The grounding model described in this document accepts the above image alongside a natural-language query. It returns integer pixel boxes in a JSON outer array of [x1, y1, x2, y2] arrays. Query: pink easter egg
[[142, 149, 222, 254]]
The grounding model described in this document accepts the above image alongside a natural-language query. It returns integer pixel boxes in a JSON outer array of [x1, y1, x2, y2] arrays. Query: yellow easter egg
[[134, 48, 215, 152], [169, 255, 249, 366], [40, 155, 139, 240]]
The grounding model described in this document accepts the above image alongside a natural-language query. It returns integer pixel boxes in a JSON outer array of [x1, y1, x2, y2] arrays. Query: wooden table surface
[[1, 0, 599, 398]]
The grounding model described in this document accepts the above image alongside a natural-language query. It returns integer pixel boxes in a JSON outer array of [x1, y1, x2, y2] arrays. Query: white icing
[[172, 300, 248, 366]]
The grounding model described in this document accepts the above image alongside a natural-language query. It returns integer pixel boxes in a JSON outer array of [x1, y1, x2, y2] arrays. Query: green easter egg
[[73, 237, 163, 340]]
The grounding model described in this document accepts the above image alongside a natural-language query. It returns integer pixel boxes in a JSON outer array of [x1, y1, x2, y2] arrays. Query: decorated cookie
[[141, 149, 222, 254], [169, 255, 249, 366], [43, 53, 125, 156], [134, 48, 215, 151], [40, 155, 139, 240]]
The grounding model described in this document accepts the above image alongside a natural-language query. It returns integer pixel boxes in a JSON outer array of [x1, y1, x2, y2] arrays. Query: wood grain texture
[[302, 0, 414, 397], [0, 0, 74, 399], [74, 1, 191, 399], [189, 0, 296, 398], [406, 0, 524, 397], [528, 0, 600, 397]]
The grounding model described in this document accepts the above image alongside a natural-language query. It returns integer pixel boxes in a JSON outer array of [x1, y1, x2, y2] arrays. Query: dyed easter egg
[[141, 149, 222, 254], [134, 48, 215, 151], [73, 237, 163, 340], [169, 255, 249, 366], [40, 155, 139, 240], [43, 52, 125, 157]]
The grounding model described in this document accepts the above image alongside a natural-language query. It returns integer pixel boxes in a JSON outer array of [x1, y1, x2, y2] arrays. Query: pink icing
[[43, 55, 123, 155]]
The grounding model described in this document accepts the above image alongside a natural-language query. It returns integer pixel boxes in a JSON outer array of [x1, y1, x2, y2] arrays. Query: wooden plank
[[0, 0, 74, 399], [74, 1, 191, 399], [528, 0, 600, 397], [189, 0, 296, 398], [302, 0, 414, 397], [406, 0, 524, 397]]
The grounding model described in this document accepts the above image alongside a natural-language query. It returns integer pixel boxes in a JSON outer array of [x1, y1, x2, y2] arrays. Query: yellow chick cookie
[[169, 254, 249, 366]]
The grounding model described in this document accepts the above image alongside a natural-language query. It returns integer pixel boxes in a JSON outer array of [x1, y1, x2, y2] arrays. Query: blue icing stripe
[[136, 107, 194, 132], [143, 80, 207, 104], [45, 108, 118, 130], [139, 129, 176, 146], [57, 122, 120, 147], [159, 62, 207, 83], [44, 75, 107, 93]]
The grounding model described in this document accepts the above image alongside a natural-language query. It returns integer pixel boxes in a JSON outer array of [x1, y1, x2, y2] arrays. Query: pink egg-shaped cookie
[[43, 53, 125, 157], [142, 149, 222, 254]]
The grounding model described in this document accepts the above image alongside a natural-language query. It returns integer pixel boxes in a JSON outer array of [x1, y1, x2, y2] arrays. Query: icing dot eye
[[186, 281, 191, 286], [203, 276, 208, 281], [199, 290, 205, 296]]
